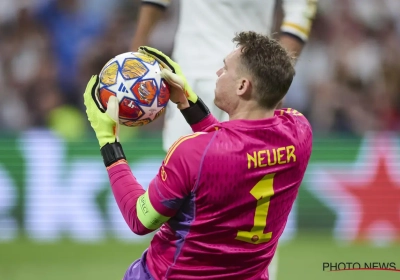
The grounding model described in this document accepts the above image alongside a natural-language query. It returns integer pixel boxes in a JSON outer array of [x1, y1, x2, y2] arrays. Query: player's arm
[[138, 46, 221, 132], [279, 0, 318, 58], [131, 0, 170, 51], [107, 133, 206, 235], [83, 75, 184, 235]]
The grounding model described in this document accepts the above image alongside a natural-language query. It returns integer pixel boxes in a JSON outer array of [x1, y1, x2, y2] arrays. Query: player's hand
[[83, 75, 120, 148], [138, 46, 198, 107]]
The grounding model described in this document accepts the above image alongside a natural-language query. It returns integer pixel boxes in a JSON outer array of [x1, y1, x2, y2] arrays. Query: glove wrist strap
[[100, 142, 126, 167], [181, 97, 210, 125]]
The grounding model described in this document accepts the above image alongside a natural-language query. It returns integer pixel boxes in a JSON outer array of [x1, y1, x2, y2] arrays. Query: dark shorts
[[123, 250, 155, 280]]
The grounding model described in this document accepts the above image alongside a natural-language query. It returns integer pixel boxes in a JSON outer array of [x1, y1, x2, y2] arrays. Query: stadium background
[[0, 0, 399, 279]]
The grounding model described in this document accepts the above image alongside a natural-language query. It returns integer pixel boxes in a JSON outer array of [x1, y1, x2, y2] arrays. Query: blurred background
[[0, 0, 399, 279]]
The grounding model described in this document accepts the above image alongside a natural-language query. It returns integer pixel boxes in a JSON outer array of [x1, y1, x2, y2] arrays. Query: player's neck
[[229, 105, 275, 121]]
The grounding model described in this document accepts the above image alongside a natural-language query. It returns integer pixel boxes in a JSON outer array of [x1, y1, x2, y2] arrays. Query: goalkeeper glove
[[83, 75, 126, 167], [138, 46, 198, 104], [138, 46, 210, 125]]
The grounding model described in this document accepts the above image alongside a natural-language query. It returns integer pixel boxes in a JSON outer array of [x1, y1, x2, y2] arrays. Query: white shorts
[[162, 79, 229, 152]]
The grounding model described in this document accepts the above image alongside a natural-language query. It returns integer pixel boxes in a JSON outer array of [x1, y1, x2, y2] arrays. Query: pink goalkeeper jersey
[[112, 108, 312, 280]]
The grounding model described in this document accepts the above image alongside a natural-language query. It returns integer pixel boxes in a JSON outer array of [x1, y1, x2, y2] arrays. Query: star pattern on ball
[[98, 52, 169, 126], [112, 56, 162, 106], [141, 95, 163, 121]]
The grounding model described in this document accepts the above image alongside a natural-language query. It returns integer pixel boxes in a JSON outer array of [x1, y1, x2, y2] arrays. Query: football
[[98, 52, 170, 127]]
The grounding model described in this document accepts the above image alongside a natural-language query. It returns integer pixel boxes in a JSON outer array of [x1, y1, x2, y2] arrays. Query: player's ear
[[236, 78, 251, 97]]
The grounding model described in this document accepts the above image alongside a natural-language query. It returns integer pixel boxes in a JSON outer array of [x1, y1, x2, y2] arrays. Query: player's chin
[[213, 96, 221, 109], [214, 90, 221, 104], [214, 99, 227, 114]]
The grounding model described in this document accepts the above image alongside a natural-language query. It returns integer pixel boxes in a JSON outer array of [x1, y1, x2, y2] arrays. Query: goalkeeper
[[84, 31, 312, 280]]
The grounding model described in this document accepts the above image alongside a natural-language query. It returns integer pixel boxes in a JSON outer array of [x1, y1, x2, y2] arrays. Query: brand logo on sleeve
[[161, 166, 167, 181], [139, 196, 149, 215]]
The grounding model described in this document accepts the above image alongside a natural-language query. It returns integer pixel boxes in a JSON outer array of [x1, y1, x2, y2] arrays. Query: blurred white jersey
[[173, 0, 275, 79], [144, 0, 317, 78]]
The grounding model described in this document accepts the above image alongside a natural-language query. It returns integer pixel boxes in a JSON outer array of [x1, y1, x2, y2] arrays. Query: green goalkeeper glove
[[83, 75, 126, 167], [138, 46, 210, 125], [83, 75, 119, 148], [138, 46, 198, 104]]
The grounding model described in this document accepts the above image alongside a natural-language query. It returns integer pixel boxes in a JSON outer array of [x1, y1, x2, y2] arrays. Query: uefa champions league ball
[[98, 52, 171, 127]]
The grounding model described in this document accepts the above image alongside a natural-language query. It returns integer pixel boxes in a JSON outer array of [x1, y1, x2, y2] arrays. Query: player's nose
[[216, 68, 223, 77]]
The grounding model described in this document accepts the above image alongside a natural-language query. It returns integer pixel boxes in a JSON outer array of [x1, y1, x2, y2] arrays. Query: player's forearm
[[131, 3, 167, 51], [279, 33, 304, 59], [280, 0, 318, 57], [107, 161, 151, 235]]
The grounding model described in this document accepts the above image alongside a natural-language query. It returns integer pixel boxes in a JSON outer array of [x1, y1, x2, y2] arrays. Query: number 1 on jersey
[[236, 173, 275, 244]]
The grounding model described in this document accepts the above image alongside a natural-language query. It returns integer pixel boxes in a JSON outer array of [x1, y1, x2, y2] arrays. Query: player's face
[[214, 49, 242, 113]]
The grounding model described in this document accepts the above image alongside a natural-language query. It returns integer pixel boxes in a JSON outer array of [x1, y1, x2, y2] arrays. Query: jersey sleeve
[[281, 0, 318, 42], [275, 107, 306, 118], [107, 161, 150, 235], [137, 133, 208, 230], [275, 108, 312, 132], [191, 114, 220, 133]]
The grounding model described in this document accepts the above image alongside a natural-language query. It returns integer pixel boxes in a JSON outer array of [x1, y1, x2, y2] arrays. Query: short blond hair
[[233, 31, 296, 109]]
